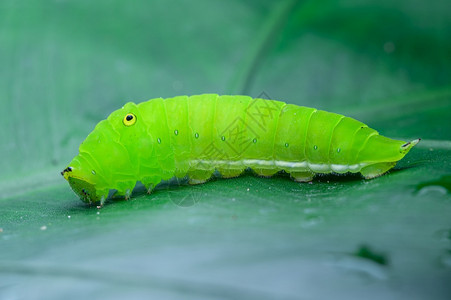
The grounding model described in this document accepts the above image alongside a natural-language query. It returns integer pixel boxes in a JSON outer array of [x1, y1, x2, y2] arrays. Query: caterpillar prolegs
[[62, 94, 420, 205]]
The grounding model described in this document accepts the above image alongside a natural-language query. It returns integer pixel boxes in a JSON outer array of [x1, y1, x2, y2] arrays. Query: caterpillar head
[[61, 166, 101, 204], [62, 102, 147, 205]]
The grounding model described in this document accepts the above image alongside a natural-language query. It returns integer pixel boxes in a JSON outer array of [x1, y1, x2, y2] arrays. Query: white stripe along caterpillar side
[[62, 94, 420, 205]]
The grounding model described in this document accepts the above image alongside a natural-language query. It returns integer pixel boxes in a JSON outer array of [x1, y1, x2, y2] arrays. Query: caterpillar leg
[[144, 184, 155, 194], [142, 176, 162, 194], [188, 170, 214, 185], [360, 162, 396, 179], [99, 195, 106, 206], [219, 168, 244, 179], [112, 188, 132, 200], [253, 168, 278, 177], [110, 180, 137, 200], [290, 171, 314, 182]]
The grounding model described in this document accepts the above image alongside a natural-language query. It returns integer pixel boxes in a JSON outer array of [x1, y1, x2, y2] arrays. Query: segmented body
[[63, 94, 419, 204]]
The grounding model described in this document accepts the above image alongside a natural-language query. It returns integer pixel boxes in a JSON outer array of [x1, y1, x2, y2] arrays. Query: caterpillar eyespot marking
[[123, 113, 136, 126], [61, 94, 420, 205]]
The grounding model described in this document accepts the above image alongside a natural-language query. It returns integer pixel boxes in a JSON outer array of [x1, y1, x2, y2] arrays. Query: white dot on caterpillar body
[[221, 136, 225, 141], [337, 148, 341, 153], [253, 138, 257, 143], [157, 138, 161, 144], [91, 170, 96, 175], [195, 133, 199, 138], [174, 129, 178, 135], [314, 145, 318, 150]]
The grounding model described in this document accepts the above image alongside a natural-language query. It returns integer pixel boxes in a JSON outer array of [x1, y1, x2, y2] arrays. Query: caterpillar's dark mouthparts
[[60, 166, 73, 176]]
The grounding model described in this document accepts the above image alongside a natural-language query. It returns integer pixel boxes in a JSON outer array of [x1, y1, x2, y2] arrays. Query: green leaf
[[1, 0, 450, 299]]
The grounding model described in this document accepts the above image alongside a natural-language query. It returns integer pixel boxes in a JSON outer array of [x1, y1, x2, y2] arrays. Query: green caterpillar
[[62, 94, 420, 205]]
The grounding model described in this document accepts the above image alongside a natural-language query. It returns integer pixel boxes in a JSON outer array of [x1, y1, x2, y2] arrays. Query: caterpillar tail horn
[[400, 138, 421, 154]]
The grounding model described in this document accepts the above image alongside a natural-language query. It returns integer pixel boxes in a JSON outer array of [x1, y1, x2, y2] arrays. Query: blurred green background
[[1, 0, 450, 299]]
